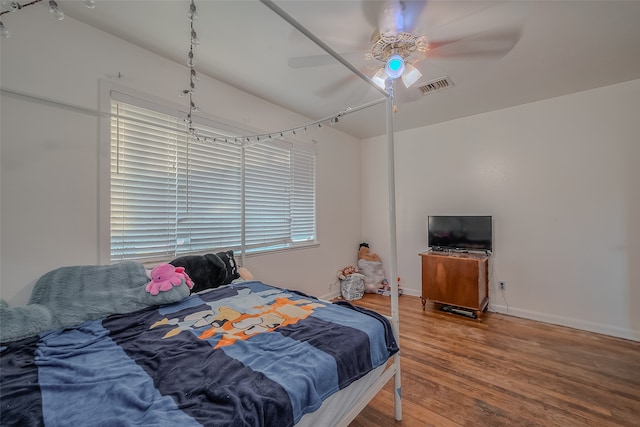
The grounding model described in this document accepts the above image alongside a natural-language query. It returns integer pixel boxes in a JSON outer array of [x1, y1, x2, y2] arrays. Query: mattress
[[296, 363, 387, 426]]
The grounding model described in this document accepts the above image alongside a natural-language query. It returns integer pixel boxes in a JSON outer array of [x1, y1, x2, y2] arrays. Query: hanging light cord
[[1, 0, 95, 38], [184, 0, 199, 138], [0, 0, 44, 16]]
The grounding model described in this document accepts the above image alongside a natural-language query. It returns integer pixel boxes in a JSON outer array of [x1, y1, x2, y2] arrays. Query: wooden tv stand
[[419, 251, 489, 319]]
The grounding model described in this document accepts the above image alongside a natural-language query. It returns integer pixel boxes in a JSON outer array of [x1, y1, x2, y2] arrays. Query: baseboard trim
[[320, 290, 341, 301], [324, 285, 640, 342], [490, 304, 640, 342], [319, 287, 421, 301], [400, 288, 421, 297]]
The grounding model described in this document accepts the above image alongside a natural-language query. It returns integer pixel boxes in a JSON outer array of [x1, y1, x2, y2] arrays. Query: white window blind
[[245, 143, 291, 250], [291, 149, 316, 242], [110, 97, 315, 262]]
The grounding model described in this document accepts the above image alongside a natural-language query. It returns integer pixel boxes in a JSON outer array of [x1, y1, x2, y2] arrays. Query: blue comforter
[[1, 281, 398, 427]]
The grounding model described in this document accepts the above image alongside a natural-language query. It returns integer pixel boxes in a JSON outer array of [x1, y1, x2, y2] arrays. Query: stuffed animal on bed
[[145, 264, 193, 296]]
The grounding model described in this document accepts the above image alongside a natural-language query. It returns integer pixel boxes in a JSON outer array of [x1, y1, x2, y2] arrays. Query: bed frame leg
[[393, 352, 402, 420]]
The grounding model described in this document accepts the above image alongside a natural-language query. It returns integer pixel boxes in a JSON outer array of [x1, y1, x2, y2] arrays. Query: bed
[[1, 1, 405, 423], [0, 262, 399, 426]]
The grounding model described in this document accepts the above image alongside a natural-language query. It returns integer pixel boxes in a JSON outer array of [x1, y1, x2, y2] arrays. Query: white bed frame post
[[257, 2, 402, 422], [385, 78, 402, 421]]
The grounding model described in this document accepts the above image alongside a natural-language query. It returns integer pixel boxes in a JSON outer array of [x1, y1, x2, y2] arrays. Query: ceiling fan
[[365, 0, 430, 89], [288, 0, 522, 102], [366, 29, 427, 89]]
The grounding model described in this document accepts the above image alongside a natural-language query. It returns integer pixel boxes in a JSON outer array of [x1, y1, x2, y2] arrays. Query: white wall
[[0, 9, 361, 305], [362, 79, 640, 341]]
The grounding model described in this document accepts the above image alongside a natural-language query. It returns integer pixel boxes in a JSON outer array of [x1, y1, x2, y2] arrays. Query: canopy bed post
[[240, 146, 246, 267], [385, 77, 402, 421], [258, 0, 402, 422]]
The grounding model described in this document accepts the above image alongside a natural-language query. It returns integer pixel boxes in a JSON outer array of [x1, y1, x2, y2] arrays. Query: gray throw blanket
[[1, 262, 189, 343]]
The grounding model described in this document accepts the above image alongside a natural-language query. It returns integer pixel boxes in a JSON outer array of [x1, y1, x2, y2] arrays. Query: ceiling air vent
[[418, 76, 454, 95]]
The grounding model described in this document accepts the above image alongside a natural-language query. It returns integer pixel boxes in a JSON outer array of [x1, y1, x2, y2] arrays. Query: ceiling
[[61, 0, 640, 140]]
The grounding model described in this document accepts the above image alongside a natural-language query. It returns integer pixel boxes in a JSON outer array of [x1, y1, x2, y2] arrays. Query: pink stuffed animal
[[146, 263, 193, 296]]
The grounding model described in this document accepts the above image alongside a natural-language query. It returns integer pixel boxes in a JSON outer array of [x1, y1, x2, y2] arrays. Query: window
[[110, 96, 316, 262], [244, 143, 316, 252]]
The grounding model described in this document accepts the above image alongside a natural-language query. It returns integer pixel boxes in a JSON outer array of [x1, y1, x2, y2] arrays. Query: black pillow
[[216, 250, 240, 285], [169, 253, 226, 294]]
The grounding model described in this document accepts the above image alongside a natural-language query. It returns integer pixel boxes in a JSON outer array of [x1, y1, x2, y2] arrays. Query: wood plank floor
[[347, 294, 640, 427]]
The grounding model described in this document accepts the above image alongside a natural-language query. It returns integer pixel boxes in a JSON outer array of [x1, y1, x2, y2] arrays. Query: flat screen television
[[428, 215, 492, 253]]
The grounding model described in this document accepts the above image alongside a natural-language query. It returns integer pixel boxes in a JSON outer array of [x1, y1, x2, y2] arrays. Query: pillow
[[237, 266, 254, 281], [29, 262, 190, 329], [170, 250, 239, 294], [216, 250, 240, 284]]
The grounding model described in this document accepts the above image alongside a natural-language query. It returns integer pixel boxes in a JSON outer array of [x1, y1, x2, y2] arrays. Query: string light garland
[[181, 0, 385, 147], [0, 0, 95, 37], [181, 0, 201, 140], [227, 103, 380, 147], [185, 98, 385, 147]]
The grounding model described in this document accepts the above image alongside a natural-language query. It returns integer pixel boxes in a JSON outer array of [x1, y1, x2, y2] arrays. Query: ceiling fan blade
[[363, 1, 427, 35], [288, 51, 365, 69], [378, 0, 404, 35], [362, 1, 386, 30], [426, 28, 522, 60], [380, 0, 427, 35], [313, 61, 382, 98]]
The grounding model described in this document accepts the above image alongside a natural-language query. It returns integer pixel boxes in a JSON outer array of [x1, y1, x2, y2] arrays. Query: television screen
[[428, 216, 492, 252]]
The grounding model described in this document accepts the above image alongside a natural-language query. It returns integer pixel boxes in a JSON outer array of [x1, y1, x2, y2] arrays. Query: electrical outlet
[[499, 281, 505, 290], [328, 282, 334, 290]]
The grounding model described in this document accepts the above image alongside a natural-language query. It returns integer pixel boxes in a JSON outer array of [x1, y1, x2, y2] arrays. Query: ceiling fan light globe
[[372, 68, 387, 89], [401, 63, 422, 88], [385, 54, 405, 79]]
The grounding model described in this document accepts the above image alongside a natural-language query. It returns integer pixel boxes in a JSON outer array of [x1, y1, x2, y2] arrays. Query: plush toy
[[337, 265, 359, 280], [357, 243, 384, 293], [146, 263, 193, 296], [358, 243, 381, 262], [170, 251, 239, 294]]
